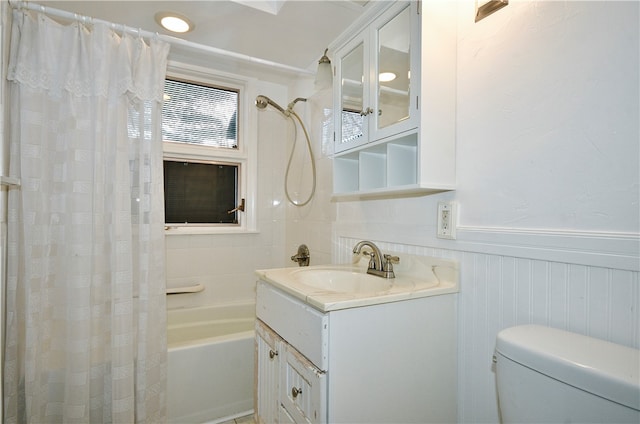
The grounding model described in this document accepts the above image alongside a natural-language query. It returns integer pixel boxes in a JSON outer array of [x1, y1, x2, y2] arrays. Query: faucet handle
[[383, 254, 399, 273], [383, 254, 399, 264]]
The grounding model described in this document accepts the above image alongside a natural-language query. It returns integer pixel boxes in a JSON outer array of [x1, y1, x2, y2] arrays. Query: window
[[164, 160, 238, 224], [163, 79, 238, 149], [162, 65, 255, 233]]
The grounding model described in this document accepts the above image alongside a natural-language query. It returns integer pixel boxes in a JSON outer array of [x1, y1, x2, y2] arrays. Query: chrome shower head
[[255, 95, 286, 115]]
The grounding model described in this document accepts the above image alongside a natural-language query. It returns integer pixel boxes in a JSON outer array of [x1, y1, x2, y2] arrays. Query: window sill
[[164, 226, 259, 236]]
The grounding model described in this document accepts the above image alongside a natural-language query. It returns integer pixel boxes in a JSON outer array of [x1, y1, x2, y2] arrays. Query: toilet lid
[[496, 325, 640, 411]]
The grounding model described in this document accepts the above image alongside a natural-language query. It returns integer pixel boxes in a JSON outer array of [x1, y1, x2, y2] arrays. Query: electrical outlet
[[437, 201, 457, 239]]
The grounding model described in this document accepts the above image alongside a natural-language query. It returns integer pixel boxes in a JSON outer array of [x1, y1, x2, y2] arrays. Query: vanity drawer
[[280, 343, 327, 424], [256, 281, 329, 370]]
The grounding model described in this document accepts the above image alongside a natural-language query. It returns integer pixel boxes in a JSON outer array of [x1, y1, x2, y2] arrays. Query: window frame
[[163, 61, 258, 235]]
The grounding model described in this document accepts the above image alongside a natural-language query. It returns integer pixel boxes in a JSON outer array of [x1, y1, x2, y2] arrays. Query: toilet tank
[[495, 325, 640, 424]]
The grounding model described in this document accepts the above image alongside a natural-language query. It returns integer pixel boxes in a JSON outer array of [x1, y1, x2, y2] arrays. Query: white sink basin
[[290, 268, 393, 293]]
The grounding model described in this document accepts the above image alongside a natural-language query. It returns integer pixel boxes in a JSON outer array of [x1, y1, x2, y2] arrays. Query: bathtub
[[167, 302, 255, 424]]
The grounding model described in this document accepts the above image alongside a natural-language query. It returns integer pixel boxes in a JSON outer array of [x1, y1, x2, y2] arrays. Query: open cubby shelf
[[333, 132, 430, 198]]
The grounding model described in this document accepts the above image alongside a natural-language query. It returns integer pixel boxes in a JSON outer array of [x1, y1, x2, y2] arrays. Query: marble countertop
[[255, 255, 459, 312]]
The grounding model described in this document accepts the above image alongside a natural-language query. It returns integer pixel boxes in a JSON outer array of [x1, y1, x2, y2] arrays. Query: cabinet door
[[279, 405, 297, 424], [334, 1, 418, 155], [256, 320, 282, 424], [280, 344, 327, 424], [335, 33, 370, 153], [371, 1, 419, 141]]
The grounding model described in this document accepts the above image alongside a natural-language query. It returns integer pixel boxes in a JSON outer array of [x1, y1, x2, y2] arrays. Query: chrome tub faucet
[[291, 244, 310, 267], [352, 240, 399, 279]]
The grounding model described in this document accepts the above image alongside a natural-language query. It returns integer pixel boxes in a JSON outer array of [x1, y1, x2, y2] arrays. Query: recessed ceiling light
[[379, 72, 397, 82], [155, 12, 194, 33]]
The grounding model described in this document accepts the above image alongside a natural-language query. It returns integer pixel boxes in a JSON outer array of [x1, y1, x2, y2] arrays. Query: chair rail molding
[[333, 222, 639, 272]]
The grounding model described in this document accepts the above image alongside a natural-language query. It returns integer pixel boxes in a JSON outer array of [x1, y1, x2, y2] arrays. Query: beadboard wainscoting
[[334, 228, 640, 423]]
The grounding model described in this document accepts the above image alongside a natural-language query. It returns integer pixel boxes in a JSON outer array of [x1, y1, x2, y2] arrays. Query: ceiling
[[38, 1, 372, 72]]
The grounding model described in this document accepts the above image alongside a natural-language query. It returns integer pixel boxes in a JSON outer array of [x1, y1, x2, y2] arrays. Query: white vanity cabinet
[[254, 280, 457, 423], [332, 0, 457, 199], [256, 320, 327, 424]]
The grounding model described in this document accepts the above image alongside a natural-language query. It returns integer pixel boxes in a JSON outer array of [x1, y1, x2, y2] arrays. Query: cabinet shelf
[[332, 130, 453, 199], [331, 183, 452, 201]]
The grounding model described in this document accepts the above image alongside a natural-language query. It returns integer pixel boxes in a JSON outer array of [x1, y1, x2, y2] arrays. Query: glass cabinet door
[[338, 39, 368, 151], [376, 4, 411, 132], [334, 1, 417, 155]]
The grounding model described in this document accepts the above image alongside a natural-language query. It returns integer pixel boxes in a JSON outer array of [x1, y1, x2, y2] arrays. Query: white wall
[[301, 1, 639, 422], [456, 0, 639, 232], [333, 0, 639, 238]]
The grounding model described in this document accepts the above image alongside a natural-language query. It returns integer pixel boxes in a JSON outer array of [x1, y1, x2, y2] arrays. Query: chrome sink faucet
[[352, 240, 399, 279]]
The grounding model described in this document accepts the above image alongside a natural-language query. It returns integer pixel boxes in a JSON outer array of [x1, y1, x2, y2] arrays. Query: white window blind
[[162, 79, 238, 148]]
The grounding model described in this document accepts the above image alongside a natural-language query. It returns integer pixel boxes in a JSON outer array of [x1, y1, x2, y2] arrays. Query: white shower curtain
[[3, 9, 169, 423]]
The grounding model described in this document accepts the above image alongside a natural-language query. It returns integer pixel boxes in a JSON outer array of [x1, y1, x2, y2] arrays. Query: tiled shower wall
[[165, 83, 290, 309], [335, 235, 640, 423]]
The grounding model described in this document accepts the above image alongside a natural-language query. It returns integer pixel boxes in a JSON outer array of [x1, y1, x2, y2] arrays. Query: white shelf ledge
[[331, 184, 453, 201]]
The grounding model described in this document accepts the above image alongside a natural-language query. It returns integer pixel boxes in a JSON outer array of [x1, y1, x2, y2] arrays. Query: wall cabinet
[[254, 280, 457, 423], [332, 1, 457, 199], [334, 1, 419, 154]]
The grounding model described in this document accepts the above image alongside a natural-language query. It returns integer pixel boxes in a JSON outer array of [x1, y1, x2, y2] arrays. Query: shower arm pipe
[[10, 1, 315, 76], [287, 98, 307, 114]]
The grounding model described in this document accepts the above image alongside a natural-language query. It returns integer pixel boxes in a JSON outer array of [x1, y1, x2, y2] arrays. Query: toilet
[[495, 325, 640, 423]]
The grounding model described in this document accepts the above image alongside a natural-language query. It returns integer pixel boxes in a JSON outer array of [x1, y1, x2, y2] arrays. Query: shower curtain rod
[[10, 1, 314, 76]]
